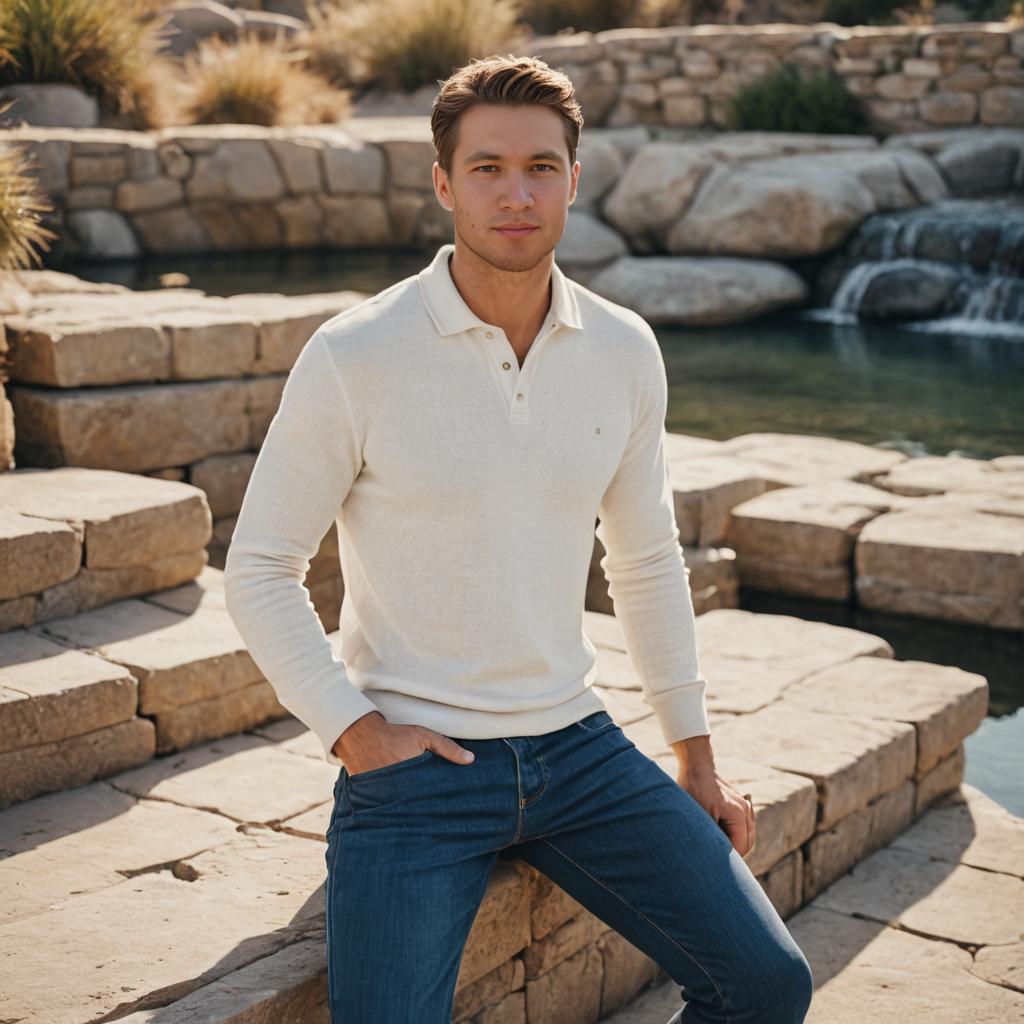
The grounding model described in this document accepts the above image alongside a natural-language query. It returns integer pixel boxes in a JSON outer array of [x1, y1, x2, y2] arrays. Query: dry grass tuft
[[0, 134, 57, 270], [181, 34, 352, 126], [0, 0, 174, 128], [301, 0, 527, 94]]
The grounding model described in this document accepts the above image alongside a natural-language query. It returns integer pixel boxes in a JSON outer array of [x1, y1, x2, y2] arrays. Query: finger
[[717, 800, 750, 855], [744, 793, 756, 856]]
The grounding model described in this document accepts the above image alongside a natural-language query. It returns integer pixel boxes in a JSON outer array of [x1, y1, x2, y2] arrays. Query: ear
[[433, 161, 454, 213], [568, 160, 581, 206]]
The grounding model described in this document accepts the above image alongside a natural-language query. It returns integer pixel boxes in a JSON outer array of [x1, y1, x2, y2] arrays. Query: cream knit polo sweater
[[223, 242, 711, 767]]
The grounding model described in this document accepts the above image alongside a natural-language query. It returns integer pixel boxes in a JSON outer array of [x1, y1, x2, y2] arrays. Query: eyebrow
[[463, 149, 565, 166]]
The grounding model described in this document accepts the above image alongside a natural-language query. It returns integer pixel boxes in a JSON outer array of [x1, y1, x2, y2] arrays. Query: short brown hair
[[430, 55, 584, 176]]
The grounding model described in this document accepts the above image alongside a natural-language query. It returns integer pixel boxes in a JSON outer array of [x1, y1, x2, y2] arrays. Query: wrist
[[671, 733, 715, 772]]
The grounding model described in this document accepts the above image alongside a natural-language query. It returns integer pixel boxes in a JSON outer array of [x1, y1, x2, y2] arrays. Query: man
[[223, 54, 813, 1024]]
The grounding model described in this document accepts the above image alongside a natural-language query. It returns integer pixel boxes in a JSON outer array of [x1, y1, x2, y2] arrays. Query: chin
[[484, 232, 555, 271]]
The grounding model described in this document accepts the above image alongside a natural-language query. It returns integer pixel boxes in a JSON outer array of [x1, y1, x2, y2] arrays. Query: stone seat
[[0, 565, 288, 809], [723, 479, 920, 600], [4, 287, 367, 387], [0, 604, 988, 1022], [0, 466, 211, 633]]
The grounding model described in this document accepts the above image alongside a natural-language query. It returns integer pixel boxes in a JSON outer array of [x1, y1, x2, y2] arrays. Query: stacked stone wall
[[533, 21, 1024, 132]]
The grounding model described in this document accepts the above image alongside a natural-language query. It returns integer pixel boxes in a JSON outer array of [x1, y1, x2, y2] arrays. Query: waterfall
[[805, 197, 1024, 338]]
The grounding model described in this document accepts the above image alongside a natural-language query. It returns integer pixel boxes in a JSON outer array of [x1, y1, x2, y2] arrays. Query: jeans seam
[[537, 836, 732, 1022]]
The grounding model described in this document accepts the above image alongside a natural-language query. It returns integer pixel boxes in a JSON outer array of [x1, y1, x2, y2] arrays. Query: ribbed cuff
[[646, 678, 711, 747], [290, 674, 381, 767]]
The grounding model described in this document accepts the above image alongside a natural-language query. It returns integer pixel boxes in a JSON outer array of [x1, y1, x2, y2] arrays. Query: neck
[[448, 241, 554, 346]]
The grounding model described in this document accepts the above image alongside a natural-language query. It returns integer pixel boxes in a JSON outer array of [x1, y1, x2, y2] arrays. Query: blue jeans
[[324, 709, 814, 1023]]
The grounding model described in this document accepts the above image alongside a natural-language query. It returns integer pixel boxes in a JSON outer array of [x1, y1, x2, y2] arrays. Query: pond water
[[67, 247, 1024, 814]]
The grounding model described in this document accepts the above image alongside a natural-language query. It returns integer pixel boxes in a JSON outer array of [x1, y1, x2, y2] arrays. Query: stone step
[[607, 783, 1024, 1024], [0, 565, 289, 808], [0, 606, 988, 1022], [723, 463, 1024, 629], [0, 466, 211, 633], [3, 285, 368, 387]]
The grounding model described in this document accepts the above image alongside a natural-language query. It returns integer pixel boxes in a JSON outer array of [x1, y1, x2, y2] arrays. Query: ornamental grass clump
[[302, 0, 526, 94], [181, 34, 351, 126], [726, 62, 867, 135], [0, 136, 56, 270], [0, 0, 172, 127]]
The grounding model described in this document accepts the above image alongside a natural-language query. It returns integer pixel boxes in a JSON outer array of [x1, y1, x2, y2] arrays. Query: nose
[[501, 173, 533, 209]]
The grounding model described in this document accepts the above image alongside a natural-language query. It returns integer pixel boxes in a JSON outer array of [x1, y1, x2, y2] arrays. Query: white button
[[516, 393, 524, 401], [502, 361, 511, 370]]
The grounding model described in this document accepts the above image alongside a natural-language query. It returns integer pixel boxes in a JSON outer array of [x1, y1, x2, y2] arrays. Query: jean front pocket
[[346, 748, 433, 783], [574, 710, 617, 733]]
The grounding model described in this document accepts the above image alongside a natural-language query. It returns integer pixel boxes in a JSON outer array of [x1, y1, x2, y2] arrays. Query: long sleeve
[[595, 334, 711, 747], [223, 329, 379, 767]]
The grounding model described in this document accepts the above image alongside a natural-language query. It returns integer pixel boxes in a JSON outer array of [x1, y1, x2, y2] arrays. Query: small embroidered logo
[[594, 426, 601, 435]]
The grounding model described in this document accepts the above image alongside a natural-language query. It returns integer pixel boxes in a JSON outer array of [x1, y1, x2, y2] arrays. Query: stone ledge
[[0, 467, 211, 632]]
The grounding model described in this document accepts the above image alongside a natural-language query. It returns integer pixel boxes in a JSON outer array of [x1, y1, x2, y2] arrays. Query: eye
[[472, 164, 557, 173]]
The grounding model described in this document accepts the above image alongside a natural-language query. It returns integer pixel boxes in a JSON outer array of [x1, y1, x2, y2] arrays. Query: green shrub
[[0, 0, 173, 127], [726, 63, 867, 134], [821, 0, 902, 25], [302, 0, 527, 93], [182, 35, 351, 126], [0, 136, 56, 270], [517, 0, 639, 35]]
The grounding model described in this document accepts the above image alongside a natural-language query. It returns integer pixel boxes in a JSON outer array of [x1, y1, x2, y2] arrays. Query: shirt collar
[[417, 242, 583, 337]]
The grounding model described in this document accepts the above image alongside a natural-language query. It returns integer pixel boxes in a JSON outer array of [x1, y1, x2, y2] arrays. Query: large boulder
[[0, 84, 99, 129], [667, 159, 877, 259], [602, 142, 718, 253], [587, 255, 809, 325], [162, 0, 243, 56], [556, 210, 628, 271]]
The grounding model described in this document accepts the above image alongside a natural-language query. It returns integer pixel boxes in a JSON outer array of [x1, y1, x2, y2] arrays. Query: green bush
[[0, 136, 56, 270], [726, 63, 867, 134], [0, 0, 172, 127], [517, 0, 639, 35], [821, 0, 902, 25], [302, 0, 527, 93]]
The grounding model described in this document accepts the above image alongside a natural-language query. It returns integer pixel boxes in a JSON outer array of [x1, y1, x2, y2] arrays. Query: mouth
[[495, 226, 538, 237]]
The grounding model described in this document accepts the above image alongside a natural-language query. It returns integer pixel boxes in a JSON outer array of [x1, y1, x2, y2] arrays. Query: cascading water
[[805, 197, 1024, 339]]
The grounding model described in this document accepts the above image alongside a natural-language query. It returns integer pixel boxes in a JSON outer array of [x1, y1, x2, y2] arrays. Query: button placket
[[479, 322, 559, 424]]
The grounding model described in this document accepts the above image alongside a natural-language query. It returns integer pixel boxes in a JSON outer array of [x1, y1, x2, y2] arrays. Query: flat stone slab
[[37, 596, 262, 717], [10, 377, 255, 472], [0, 466, 210, 574], [684, 607, 893, 715], [0, 628, 137, 754], [726, 481, 919, 600], [666, 454, 781, 546], [0, 506, 80, 600], [780, 655, 988, 775], [110, 731, 336, 826], [710, 703, 917, 829], [890, 781, 1024, 880], [713, 432, 906, 487], [0, 778, 239, 923], [813, 843, 1023, 947], [871, 453, 1024, 497], [855, 501, 1024, 630], [791, 905, 1024, 1023], [5, 270, 367, 387]]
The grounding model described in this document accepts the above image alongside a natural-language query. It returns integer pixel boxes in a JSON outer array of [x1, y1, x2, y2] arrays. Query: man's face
[[433, 103, 580, 272]]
